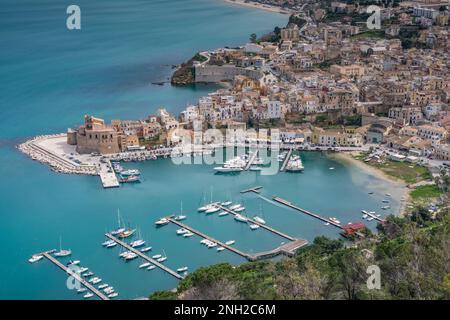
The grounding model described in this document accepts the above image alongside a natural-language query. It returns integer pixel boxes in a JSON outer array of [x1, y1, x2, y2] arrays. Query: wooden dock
[[41, 251, 110, 300], [366, 211, 386, 223], [105, 233, 184, 280], [273, 197, 344, 229], [215, 205, 297, 241], [240, 186, 263, 194], [279, 148, 293, 172], [167, 218, 252, 260], [243, 150, 259, 171], [167, 218, 307, 262]]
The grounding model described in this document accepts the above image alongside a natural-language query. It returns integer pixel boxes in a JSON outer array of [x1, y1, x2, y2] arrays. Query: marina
[[166, 216, 307, 261], [104, 233, 184, 280], [39, 251, 109, 300], [279, 148, 293, 172]]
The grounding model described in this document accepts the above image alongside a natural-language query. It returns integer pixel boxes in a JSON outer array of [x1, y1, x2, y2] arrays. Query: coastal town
[[11, 0, 450, 303]]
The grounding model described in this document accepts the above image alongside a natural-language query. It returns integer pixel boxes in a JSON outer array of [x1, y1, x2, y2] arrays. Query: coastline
[[331, 152, 411, 217], [220, 0, 292, 14]]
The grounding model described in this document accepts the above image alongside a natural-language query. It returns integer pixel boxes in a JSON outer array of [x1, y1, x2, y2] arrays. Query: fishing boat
[[83, 293, 94, 299], [140, 246, 152, 252], [177, 267, 188, 273], [119, 175, 140, 183], [147, 265, 156, 271], [183, 232, 194, 238], [249, 224, 260, 230], [54, 237, 72, 257], [253, 216, 266, 224], [225, 240, 235, 246], [28, 255, 43, 263], [155, 217, 169, 226], [139, 262, 151, 269]]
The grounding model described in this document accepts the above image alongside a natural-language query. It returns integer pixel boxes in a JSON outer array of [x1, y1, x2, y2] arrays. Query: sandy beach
[[221, 0, 292, 14], [332, 152, 411, 217]]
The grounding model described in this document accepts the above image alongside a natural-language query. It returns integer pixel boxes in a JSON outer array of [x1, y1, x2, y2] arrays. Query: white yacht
[[176, 228, 188, 235], [83, 293, 94, 299], [152, 254, 162, 259], [205, 206, 220, 214], [124, 253, 138, 261], [108, 292, 119, 298], [139, 262, 151, 269], [28, 255, 43, 263], [147, 265, 156, 271], [130, 239, 145, 248], [253, 216, 266, 224], [229, 204, 242, 210], [174, 215, 187, 221], [98, 284, 108, 289], [234, 207, 245, 212], [217, 247, 225, 252], [106, 242, 117, 248], [183, 232, 194, 238], [77, 288, 87, 294], [78, 267, 89, 273], [102, 240, 115, 246], [140, 246, 152, 252], [234, 214, 248, 222], [249, 224, 260, 230], [198, 204, 213, 212], [157, 256, 167, 262], [221, 201, 232, 206], [218, 211, 229, 217], [54, 249, 72, 257], [177, 267, 188, 272], [207, 242, 217, 248], [120, 169, 140, 176], [225, 240, 235, 246], [155, 218, 169, 226]]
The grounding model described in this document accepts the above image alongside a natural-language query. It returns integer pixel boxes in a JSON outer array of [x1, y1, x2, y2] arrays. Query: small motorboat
[[221, 201, 232, 206], [176, 228, 188, 235], [217, 247, 225, 252], [155, 218, 169, 226], [249, 224, 260, 230], [225, 240, 235, 246], [108, 292, 119, 298], [28, 255, 43, 264], [218, 211, 229, 217], [140, 247, 152, 252], [152, 254, 162, 259], [147, 265, 156, 271], [139, 262, 151, 269], [177, 267, 188, 273], [253, 216, 266, 224], [183, 232, 194, 238], [83, 293, 94, 299], [234, 207, 245, 212]]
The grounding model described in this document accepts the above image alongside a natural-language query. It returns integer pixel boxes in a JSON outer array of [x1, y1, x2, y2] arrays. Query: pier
[[240, 186, 263, 194], [243, 150, 259, 171], [167, 217, 252, 259], [167, 217, 307, 261], [99, 161, 119, 188], [279, 148, 293, 172], [215, 205, 298, 242], [105, 233, 184, 280], [40, 251, 110, 300], [272, 197, 344, 229], [366, 211, 386, 223]]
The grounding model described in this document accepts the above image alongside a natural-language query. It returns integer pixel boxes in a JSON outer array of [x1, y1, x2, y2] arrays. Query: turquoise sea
[[0, 0, 402, 300]]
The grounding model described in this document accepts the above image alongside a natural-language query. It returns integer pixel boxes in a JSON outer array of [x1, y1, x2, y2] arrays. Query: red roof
[[343, 222, 366, 232]]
